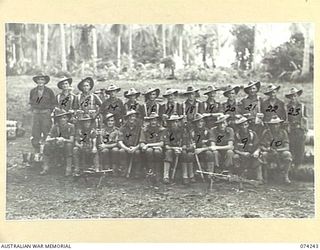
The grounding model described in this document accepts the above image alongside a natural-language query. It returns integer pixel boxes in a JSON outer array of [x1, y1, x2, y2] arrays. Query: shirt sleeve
[[69, 124, 75, 136], [210, 128, 217, 143], [225, 127, 235, 142], [139, 129, 146, 143], [259, 130, 270, 147], [94, 94, 103, 106]]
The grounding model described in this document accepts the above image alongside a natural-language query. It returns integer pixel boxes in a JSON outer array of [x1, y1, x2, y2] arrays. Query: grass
[[6, 75, 314, 129]]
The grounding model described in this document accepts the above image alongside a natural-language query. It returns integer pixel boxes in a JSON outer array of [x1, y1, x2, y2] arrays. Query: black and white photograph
[[6, 23, 314, 219]]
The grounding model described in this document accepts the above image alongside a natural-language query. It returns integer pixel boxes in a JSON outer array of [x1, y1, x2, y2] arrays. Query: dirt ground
[[6, 76, 315, 219]]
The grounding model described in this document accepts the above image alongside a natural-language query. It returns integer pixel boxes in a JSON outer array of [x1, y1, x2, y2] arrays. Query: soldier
[[73, 114, 99, 176], [123, 88, 143, 123], [199, 85, 222, 128], [29, 73, 56, 154], [73, 77, 102, 118], [285, 87, 308, 169], [233, 116, 263, 182], [163, 114, 185, 184], [97, 113, 120, 173], [191, 113, 215, 180], [118, 110, 142, 178], [141, 88, 161, 118], [56, 77, 75, 111], [240, 81, 264, 137], [181, 86, 201, 129], [260, 116, 292, 184], [41, 109, 75, 176], [221, 85, 242, 131], [261, 84, 286, 122], [160, 88, 181, 127], [100, 84, 125, 128], [140, 112, 165, 183], [210, 115, 235, 172]]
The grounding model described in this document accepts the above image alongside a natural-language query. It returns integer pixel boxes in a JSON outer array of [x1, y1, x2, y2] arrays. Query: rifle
[[194, 145, 234, 155], [194, 154, 205, 182], [74, 168, 114, 188], [196, 170, 263, 187], [171, 154, 180, 180]]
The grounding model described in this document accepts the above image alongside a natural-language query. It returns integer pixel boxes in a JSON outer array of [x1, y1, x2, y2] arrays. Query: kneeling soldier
[[97, 113, 120, 173], [73, 114, 99, 175], [41, 109, 75, 176], [210, 115, 235, 172], [140, 112, 165, 182], [192, 113, 215, 180], [163, 114, 185, 184], [260, 116, 292, 184], [233, 116, 263, 181], [118, 110, 142, 178]]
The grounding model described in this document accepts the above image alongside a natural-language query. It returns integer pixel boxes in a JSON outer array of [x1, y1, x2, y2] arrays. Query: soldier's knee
[[233, 154, 240, 160], [226, 150, 234, 157]]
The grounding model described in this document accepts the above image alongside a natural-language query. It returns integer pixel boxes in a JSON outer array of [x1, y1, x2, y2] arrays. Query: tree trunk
[[36, 24, 42, 67], [162, 24, 166, 58], [60, 24, 67, 71], [43, 24, 48, 65], [301, 25, 310, 76], [179, 36, 183, 62], [117, 35, 121, 68], [128, 25, 132, 68], [92, 27, 98, 73]]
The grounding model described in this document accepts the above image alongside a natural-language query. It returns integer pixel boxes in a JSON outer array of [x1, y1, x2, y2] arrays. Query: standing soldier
[[118, 110, 142, 178], [181, 86, 201, 129], [123, 88, 143, 123], [221, 85, 242, 131], [285, 87, 308, 169], [73, 77, 102, 124], [140, 112, 165, 183], [199, 85, 222, 129], [210, 115, 235, 172], [141, 88, 161, 118], [233, 116, 263, 182], [191, 113, 215, 180], [260, 116, 292, 184], [73, 114, 99, 176], [100, 84, 125, 128], [29, 73, 56, 154], [97, 113, 120, 174], [240, 81, 264, 137], [56, 77, 75, 111], [160, 88, 181, 127], [163, 114, 185, 184], [261, 84, 286, 122], [41, 109, 75, 176]]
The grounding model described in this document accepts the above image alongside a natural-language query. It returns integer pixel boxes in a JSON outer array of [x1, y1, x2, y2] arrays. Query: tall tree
[[36, 24, 42, 67], [43, 24, 49, 65], [60, 24, 67, 71], [128, 24, 133, 68], [92, 26, 98, 72], [111, 24, 126, 68], [301, 24, 310, 76]]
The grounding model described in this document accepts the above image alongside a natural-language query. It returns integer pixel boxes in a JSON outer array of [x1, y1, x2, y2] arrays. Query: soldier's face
[[208, 91, 216, 98], [82, 82, 91, 93], [150, 118, 158, 127], [248, 86, 258, 95], [170, 120, 179, 129], [167, 94, 174, 102], [106, 117, 115, 128], [83, 120, 91, 129], [128, 114, 136, 124], [36, 77, 46, 87], [109, 91, 116, 98], [58, 115, 68, 126], [269, 90, 277, 99], [196, 119, 205, 129], [149, 91, 157, 101], [61, 82, 69, 91], [240, 121, 249, 131], [290, 94, 298, 102], [129, 95, 136, 102], [227, 90, 236, 100], [219, 120, 227, 130], [187, 93, 195, 101]]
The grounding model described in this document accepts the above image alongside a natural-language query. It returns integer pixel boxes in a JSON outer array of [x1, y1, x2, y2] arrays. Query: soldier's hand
[[252, 151, 259, 158], [162, 114, 169, 119], [92, 148, 97, 154], [243, 152, 251, 157]]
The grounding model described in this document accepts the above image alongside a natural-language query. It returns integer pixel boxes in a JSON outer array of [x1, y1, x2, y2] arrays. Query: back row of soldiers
[[29, 73, 308, 185]]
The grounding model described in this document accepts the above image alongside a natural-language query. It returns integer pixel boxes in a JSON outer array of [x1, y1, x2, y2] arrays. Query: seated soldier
[[73, 114, 99, 176], [210, 115, 235, 172], [233, 116, 263, 182], [191, 113, 215, 180], [97, 113, 120, 174], [260, 116, 292, 184], [140, 112, 165, 183], [163, 114, 186, 184], [41, 109, 75, 176], [118, 110, 142, 178]]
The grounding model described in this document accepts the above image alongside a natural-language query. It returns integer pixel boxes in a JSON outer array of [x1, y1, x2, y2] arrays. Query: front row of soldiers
[[41, 107, 293, 185]]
